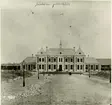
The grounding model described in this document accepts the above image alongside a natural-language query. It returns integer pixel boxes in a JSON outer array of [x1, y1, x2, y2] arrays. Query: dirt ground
[[1, 73, 111, 105]]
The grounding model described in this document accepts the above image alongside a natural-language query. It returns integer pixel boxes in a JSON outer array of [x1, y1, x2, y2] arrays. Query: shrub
[[95, 71, 110, 79], [1, 70, 33, 81]]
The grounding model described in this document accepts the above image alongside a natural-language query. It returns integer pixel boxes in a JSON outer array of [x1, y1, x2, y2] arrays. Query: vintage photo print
[[1, 0, 111, 105]]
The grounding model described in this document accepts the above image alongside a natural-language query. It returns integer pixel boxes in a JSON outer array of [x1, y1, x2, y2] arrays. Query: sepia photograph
[[1, 0, 111, 105]]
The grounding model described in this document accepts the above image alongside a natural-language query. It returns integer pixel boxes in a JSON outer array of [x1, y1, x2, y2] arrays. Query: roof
[[96, 59, 111, 65], [46, 48, 75, 55], [1, 63, 20, 66], [37, 48, 47, 55], [75, 47, 85, 55], [23, 57, 36, 64], [85, 57, 99, 64]]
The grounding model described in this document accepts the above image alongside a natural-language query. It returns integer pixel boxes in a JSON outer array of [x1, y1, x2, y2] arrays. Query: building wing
[[96, 59, 111, 65], [85, 57, 99, 64], [23, 57, 36, 64]]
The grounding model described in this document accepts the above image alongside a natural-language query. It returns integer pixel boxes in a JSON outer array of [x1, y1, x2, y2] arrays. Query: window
[[86, 65, 88, 69], [71, 58, 73, 62], [34, 65, 36, 69], [80, 65, 82, 69], [54, 58, 56, 62], [71, 65, 73, 69], [41, 52, 43, 54], [39, 58, 41, 62], [65, 58, 67, 62], [108, 65, 110, 68], [59, 58, 62, 62], [66, 65, 67, 69], [78, 58, 79, 62], [42, 65, 44, 69], [79, 52, 81, 54], [49, 65, 51, 69], [77, 65, 79, 70], [49, 58, 50, 62], [59, 58, 60, 62], [80, 58, 82, 62], [96, 65, 98, 69], [23, 65, 25, 69], [60, 52, 62, 54], [39, 65, 41, 69], [42, 58, 44, 62], [91, 65, 93, 70], [54, 65, 56, 69]]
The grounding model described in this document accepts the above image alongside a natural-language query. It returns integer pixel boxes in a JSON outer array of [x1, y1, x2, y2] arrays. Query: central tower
[[59, 40, 62, 48]]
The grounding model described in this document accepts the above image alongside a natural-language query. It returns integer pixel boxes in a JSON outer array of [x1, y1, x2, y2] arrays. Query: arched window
[[77, 65, 79, 70], [39, 58, 41, 62], [71, 58, 73, 62], [49, 58, 50, 62], [49, 65, 51, 69], [39, 65, 41, 69], [42, 65, 44, 69], [78, 58, 79, 62], [80, 58, 82, 62], [80, 65, 82, 69], [42, 58, 44, 62], [66, 58, 67, 62]]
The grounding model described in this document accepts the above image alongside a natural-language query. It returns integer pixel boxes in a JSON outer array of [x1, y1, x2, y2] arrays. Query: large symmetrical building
[[34, 41, 99, 72], [1, 41, 111, 72]]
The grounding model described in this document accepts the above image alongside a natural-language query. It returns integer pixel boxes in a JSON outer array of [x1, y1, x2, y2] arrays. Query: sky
[[1, 0, 111, 63]]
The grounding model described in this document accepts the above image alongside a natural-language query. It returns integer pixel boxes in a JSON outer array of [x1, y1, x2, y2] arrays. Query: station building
[[22, 41, 100, 72], [1, 41, 111, 72]]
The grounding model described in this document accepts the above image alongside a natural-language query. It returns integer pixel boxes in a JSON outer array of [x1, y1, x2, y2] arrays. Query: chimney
[[73, 47, 75, 52], [46, 46, 48, 51]]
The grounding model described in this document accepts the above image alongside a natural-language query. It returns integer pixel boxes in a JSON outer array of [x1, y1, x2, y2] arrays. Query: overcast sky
[[1, 0, 111, 63]]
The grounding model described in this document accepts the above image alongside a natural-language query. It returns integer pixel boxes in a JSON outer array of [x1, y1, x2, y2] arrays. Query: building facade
[[2, 41, 111, 72], [1, 41, 111, 72], [35, 41, 97, 72]]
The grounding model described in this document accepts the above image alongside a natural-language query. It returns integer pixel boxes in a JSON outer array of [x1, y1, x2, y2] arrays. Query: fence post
[[89, 64, 90, 78], [22, 61, 25, 87]]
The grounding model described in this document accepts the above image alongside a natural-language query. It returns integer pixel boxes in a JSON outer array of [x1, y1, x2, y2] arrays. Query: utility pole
[[89, 64, 91, 78], [22, 60, 25, 87], [109, 69, 111, 83], [36, 55, 39, 79], [38, 67, 39, 79]]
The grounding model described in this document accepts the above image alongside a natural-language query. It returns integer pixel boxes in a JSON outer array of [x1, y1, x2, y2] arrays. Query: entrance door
[[59, 65, 62, 71]]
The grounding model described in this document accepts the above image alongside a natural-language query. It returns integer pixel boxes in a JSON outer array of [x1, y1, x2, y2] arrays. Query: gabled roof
[[23, 57, 36, 64], [75, 47, 85, 55], [96, 58, 111, 65], [46, 48, 75, 55], [85, 57, 99, 64], [37, 48, 47, 55]]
